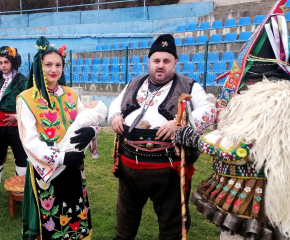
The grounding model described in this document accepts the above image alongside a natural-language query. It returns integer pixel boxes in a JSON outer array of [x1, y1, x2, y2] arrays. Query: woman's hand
[[3, 114, 17, 126], [70, 127, 95, 150]]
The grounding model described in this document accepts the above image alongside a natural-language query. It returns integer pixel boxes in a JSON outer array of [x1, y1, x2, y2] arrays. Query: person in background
[[0, 46, 27, 183]]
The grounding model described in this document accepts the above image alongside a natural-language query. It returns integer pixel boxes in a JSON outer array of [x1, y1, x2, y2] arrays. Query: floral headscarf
[[26, 36, 67, 110]]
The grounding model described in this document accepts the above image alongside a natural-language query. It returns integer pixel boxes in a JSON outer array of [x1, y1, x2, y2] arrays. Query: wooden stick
[[176, 94, 192, 240]]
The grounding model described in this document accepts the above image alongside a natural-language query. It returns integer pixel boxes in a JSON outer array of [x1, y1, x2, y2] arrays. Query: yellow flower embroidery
[[60, 215, 72, 226], [77, 209, 87, 220], [236, 148, 247, 158]]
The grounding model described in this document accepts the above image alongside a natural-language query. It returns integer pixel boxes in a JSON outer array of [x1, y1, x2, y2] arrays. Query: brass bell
[[211, 211, 226, 228], [222, 213, 241, 234], [259, 226, 273, 240], [196, 199, 206, 213], [273, 228, 288, 240], [146, 143, 153, 150], [191, 191, 203, 206], [202, 202, 217, 221], [238, 219, 247, 237], [244, 218, 261, 239]]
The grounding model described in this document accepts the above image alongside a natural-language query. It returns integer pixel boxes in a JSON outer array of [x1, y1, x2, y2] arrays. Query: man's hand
[[111, 115, 125, 135], [156, 120, 179, 141], [3, 114, 17, 126]]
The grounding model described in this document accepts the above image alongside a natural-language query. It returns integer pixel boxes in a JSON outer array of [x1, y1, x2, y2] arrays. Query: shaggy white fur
[[217, 78, 290, 237]]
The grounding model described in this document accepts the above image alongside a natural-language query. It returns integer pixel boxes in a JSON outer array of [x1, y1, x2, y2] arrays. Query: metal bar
[[203, 40, 208, 91], [143, 0, 146, 20], [0, 0, 141, 14], [56, 0, 59, 12], [28, 53, 31, 75], [125, 46, 129, 84], [69, 50, 72, 87], [98, 0, 99, 10], [19, 0, 22, 14]]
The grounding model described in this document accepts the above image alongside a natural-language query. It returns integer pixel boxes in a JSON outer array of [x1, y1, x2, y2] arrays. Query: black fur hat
[[0, 46, 22, 70], [148, 34, 177, 59]]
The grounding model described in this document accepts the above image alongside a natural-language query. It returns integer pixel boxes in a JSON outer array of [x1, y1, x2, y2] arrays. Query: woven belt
[[120, 125, 178, 163]]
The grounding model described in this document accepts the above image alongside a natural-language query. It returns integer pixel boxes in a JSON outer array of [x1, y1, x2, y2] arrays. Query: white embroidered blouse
[[16, 86, 104, 182], [108, 78, 216, 130]]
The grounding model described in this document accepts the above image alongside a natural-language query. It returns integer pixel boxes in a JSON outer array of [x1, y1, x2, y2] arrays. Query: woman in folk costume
[[17, 36, 104, 240], [0, 46, 27, 183], [174, 0, 290, 239]]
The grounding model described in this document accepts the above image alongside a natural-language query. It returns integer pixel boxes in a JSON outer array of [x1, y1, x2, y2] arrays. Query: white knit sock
[[15, 166, 26, 176]]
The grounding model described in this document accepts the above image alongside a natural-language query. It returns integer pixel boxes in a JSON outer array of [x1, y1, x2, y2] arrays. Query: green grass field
[[0, 130, 219, 240]]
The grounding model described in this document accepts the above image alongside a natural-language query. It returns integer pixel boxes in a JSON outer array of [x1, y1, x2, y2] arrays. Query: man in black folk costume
[[109, 34, 216, 240]]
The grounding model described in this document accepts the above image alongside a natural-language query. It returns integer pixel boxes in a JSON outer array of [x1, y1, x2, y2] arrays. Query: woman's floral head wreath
[[0, 47, 17, 58], [0, 46, 22, 70]]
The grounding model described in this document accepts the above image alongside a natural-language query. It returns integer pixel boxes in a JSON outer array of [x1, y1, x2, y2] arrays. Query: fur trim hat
[[148, 34, 177, 59]]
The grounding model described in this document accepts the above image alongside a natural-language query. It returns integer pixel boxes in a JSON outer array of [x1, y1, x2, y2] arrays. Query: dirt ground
[[100, 126, 115, 134]]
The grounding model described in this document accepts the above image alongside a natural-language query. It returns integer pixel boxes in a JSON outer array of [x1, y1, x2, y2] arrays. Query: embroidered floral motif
[[256, 187, 263, 194], [244, 187, 251, 193], [228, 179, 235, 185], [36, 165, 45, 176], [239, 193, 246, 198], [211, 190, 216, 195], [253, 205, 260, 211], [69, 219, 81, 232], [235, 182, 242, 189], [255, 196, 262, 202], [216, 184, 221, 189], [42, 217, 55, 231], [36, 178, 51, 190], [40, 197, 55, 211], [44, 111, 57, 122], [60, 215, 72, 226], [226, 199, 232, 204], [234, 201, 241, 206], [217, 194, 223, 199], [77, 209, 87, 220], [220, 177, 224, 182], [37, 165, 90, 239], [223, 186, 229, 191], [230, 190, 237, 195]]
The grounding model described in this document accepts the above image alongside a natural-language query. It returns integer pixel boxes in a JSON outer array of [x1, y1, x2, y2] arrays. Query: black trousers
[[0, 126, 27, 167], [114, 161, 191, 240]]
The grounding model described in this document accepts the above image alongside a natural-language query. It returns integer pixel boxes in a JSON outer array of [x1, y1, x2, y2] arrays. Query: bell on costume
[[202, 202, 217, 221], [244, 218, 262, 240], [211, 211, 227, 228], [259, 226, 273, 240], [191, 191, 203, 206], [196, 198, 206, 213], [273, 228, 288, 240], [222, 213, 242, 235]]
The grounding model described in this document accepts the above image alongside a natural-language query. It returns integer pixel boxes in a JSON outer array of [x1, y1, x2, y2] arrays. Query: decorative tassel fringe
[[217, 78, 290, 237]]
